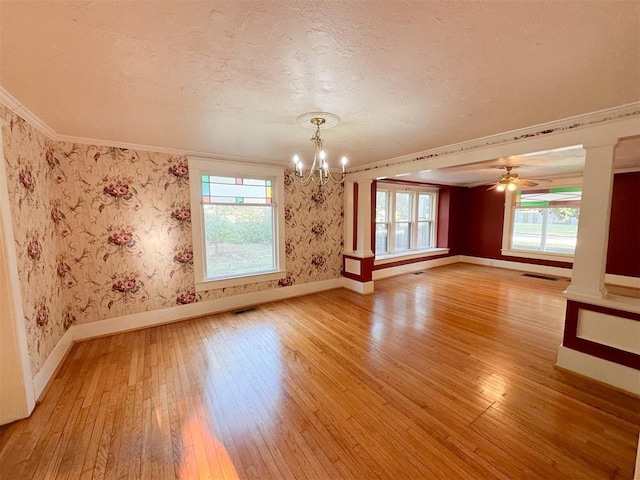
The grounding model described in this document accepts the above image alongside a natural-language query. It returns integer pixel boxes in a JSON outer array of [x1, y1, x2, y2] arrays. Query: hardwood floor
[[1, 264, 638, 479]]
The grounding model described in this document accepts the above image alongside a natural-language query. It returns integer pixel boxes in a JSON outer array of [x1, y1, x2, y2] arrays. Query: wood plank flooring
[[1, 264, 638, 479]]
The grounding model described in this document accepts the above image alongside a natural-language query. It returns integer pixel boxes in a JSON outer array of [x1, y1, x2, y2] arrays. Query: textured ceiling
[[1, 1, 639, 173]]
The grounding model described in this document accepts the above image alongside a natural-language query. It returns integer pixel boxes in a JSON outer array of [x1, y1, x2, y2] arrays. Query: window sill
[[195, 270, 286, 292], [501, 249, 574, 263], [375, 248, 449, 266]]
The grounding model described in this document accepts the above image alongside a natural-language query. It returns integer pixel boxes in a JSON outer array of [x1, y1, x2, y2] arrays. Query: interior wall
[[607, 171, 640, 277], [458, 173, 640, 277], [2, 109, 344, 378], [437, 186, 464, 255], [2, 110, 67, 376], [0, 116, 35, 424]]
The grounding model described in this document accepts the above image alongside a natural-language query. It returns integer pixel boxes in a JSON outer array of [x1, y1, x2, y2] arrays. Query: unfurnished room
[[0, 1, 639, 479]]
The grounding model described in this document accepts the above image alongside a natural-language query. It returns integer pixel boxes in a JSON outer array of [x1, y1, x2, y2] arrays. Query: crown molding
[[58, 132, 288, 166], [0, 86, 58, 139], [1, 85, 637, 172], [353, 102, 640, 174], [0, 86, 290, 167]]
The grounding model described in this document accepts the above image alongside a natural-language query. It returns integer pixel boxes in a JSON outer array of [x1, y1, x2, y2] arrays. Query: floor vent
[[413, 271, 424, 275], [523, 273, 558, 281], [233, 307, 257, 315]]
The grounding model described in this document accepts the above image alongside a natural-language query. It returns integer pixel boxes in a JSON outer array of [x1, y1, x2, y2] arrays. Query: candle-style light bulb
[[496, 183, 506, 192], [293, 155, 303, 175], [507, 182, 517, 191], [340, 156, 347, 173]]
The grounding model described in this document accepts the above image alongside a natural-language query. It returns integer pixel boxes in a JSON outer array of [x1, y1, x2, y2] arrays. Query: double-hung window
[[375, 191, 390, 254], [417, 192, 434, 250], [503, 186, 581, 259], [189, 158, 286, 291], [375, 183, 438, 256]]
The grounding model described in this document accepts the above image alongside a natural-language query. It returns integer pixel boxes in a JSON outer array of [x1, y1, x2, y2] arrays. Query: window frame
[[375, 190, 391, 254], [188, 157, 286, 292], [375, 183, 440, 260], [501, 184, 582, 262]]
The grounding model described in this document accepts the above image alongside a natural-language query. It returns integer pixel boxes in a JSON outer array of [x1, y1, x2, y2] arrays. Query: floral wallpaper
[[2, 109, 343, 376], [3, 111, 65, 376]]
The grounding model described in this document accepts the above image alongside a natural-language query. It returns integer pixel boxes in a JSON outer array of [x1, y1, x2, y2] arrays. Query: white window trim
[[501, 184, 581, 263], [375, 183, 439, 259], [375, 247, 450, 265], [188, 157, 286, 292]]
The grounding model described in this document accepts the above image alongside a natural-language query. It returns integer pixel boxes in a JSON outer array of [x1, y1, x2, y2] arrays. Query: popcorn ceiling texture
[[2, 110, 343, 375], [1, 1, 637, 166]]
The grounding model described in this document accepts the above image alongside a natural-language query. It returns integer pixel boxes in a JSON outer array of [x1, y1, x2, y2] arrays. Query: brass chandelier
[[292, 112, 347, 186]]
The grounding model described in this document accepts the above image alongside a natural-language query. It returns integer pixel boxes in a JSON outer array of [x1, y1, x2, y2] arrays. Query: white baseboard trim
[[605, 274, 640, 289], [460, 256, 639, 289], [28, 259, 640, 407], [460, 255, 572, 278], [33, 278, 343, 400], [372, 255, 460, 280], [72, 277, 343, 342], [32, 329, 74, 401], [342, 278, 374, 294], [556, 345, 640, 395]]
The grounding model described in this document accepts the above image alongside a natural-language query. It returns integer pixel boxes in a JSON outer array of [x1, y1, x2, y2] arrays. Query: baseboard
[[605, 274, 640, 289], [29, 259, 640, 407], [556, 345, 640, 395], [372, 255, 460, 280], [33, 278, 343, 401], [459, 255, 572, 278], [342, 278, 374, 294], [32, 329, 74, 401], [460, 256, 639, 289]]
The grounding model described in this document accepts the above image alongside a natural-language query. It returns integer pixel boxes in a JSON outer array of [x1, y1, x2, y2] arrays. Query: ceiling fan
[[488, 165, 538, 191]]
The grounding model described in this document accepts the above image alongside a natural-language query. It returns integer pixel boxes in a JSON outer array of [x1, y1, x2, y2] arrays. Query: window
[[375, 184, 438, 257], [395, 192, 412, 252], [417, 193, 434, 250], [504, 186, 581, 258], [375, 191, 390, 254], [189, 158, 286, 291]]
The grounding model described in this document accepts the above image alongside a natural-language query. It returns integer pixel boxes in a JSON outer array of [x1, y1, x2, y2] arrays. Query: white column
[[356, 180, 374, 257], [566, 140, 618, 299], [343, 181, 355, 255]]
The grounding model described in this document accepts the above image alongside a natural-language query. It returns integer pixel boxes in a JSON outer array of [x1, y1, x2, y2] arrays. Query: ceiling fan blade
[[519, 179, 539, 187], [486, 183, 500, 190]]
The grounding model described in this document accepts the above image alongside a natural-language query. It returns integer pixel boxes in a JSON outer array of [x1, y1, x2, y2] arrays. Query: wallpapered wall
[[2, 110, 344, 376]]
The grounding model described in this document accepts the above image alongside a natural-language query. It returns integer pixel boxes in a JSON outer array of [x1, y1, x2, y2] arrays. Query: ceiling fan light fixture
[[490, 165, 539, 193]]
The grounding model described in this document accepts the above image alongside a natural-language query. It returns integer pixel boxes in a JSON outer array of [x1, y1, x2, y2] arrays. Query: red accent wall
[[366, 172, 639, 277], [458, 185, 508, 260], [437, 187, 464, 254], [352, 183, 358, 251], [607, 172, 640, 277], [458, 185, 572, 269], [456, 172, 640, 276]]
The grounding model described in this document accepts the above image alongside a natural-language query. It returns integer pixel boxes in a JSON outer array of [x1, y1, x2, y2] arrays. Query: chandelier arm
[[325, 169, 346, 184]]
